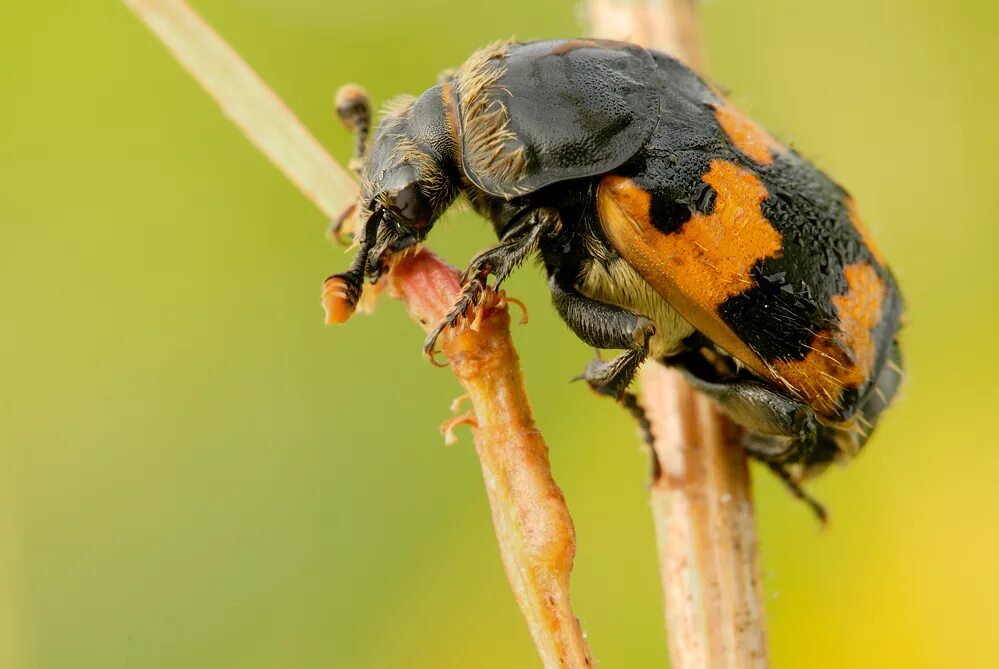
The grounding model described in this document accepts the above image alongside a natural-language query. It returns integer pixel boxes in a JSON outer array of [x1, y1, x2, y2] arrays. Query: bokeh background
[[2, 0, 998, 667]]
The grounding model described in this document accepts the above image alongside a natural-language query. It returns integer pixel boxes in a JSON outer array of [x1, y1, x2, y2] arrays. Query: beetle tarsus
[[763, 461, 829, 526], [423, 210, 555, 355], [581, 349, 649, 399], [619, 390, 655, 448], [422, 273, 488, 356]]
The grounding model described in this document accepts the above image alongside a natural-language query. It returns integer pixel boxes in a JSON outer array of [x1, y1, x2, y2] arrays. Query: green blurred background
[[2, 1, 997, 667]]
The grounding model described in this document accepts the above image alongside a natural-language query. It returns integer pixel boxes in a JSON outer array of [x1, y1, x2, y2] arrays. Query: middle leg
[[548, 272, 656, 399]]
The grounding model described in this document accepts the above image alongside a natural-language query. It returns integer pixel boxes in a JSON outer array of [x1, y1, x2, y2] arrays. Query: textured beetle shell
[[595, 52, 903, 422], [451, 39, 659, 197]]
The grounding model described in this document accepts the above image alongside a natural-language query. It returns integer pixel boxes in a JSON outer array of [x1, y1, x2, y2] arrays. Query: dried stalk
[[586, 0, 706, 71], [390, 253, 592, 668], [124, 1, 592, 667], [586, 1, 771, 667]]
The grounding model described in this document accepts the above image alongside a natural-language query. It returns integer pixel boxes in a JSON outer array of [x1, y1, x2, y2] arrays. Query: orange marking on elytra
[[600, 159, 783, 309], [833, 262, 886, 381], [713, 101, 785, 166], [771, 333, 858, 417], [599, 161, 889, 420], [598, 159, 783, 386], [771, 262, 886, 417]]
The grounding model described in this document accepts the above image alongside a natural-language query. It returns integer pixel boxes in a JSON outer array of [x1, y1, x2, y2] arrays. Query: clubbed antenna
[[334, 83, 372, 171], [321, 208, 383, 324], [328, 83, 372, 244]]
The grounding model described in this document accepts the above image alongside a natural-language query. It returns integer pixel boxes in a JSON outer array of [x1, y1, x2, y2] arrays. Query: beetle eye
[[391, 183, 428, 224]]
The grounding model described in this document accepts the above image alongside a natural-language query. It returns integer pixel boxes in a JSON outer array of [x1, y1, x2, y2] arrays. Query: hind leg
[[679, 372, 828, 522], [680, 374, 818, 461]]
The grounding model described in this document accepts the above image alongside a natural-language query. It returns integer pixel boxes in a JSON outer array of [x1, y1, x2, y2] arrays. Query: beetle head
[[351, 91, 458, 281]]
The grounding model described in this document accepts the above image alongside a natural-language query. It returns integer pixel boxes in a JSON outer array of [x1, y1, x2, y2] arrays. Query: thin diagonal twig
[[124, 1, 592, 666]]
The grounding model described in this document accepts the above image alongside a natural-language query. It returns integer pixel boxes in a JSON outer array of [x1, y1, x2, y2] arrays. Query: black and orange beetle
[[326, 39, 904, 511]]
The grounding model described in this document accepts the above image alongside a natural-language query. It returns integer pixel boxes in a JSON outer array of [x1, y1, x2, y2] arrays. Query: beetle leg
[[460, 207, 560, 289], [578, 349, 650, 399], [678, 370, 828, 522], [322, 209, 384, 323], [422, 273, 489, 357], [619, 388, 654, 449], [679, 372, 818, 455], [548, 275, 656, 444], [763, 460, 828, 525], [423, 208, 558, 356], [549, 274, 656, 399]]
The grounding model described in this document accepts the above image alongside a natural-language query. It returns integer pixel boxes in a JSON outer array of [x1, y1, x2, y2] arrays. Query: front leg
[[423, 207, 560, 356]]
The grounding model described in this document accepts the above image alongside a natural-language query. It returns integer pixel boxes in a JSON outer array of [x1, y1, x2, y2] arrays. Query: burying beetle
[[324, 39, 904, 518]]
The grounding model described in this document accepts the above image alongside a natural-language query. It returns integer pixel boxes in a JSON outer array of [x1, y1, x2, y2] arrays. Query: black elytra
[[327, 38, 905, 512]]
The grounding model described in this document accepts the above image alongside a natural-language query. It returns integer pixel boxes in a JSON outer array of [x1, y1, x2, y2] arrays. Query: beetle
[[324, 39, 904, 514]]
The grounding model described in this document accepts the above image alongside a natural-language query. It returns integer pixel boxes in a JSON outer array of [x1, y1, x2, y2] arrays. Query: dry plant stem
[[126, 1, 592, 666], [643, 370, 768, 668], [391, 253, 593, 669], [123, 0, 357, 220], [585, 0, 706, 71], [588, 1, 771, 668]]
